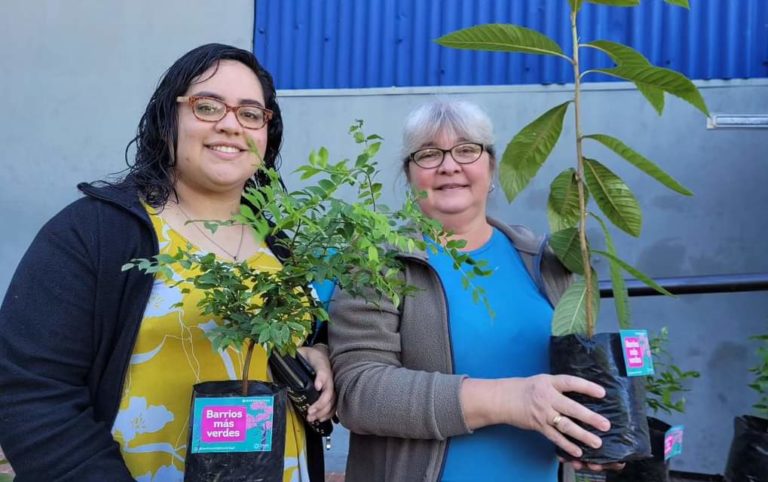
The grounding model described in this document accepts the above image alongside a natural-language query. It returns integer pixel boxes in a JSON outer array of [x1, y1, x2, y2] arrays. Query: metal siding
[[254, 0, 768, 89]]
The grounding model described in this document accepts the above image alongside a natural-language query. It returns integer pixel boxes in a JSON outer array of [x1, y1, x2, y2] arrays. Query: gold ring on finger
[[551, 414, 563, 428]]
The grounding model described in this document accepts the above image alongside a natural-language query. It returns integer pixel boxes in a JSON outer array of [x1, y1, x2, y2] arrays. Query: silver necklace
[[175, 203, 246, 262]]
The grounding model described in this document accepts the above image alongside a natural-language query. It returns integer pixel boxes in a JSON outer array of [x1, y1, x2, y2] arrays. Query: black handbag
[[268, 352, 334, 437]]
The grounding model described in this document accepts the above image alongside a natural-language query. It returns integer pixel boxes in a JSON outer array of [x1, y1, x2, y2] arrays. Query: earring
[[489, 183, 496, 193]]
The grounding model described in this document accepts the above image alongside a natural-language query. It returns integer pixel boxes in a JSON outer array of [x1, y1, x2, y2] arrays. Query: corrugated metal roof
[[254, 0, 768, 89]]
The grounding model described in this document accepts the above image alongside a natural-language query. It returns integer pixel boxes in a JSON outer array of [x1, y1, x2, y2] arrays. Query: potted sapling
[[125, 122, 484, 481], [436, 0, 709, 464], [605, 327, 700, 482], [724, 333, 768, 482]]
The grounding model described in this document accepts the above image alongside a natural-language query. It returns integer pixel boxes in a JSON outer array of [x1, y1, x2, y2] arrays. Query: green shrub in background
[[646, 327, 700, 416], [749, 334, 768, 420]]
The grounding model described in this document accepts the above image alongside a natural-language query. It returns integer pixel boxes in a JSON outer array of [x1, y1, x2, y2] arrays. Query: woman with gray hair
[[329, 100, 620, 481]]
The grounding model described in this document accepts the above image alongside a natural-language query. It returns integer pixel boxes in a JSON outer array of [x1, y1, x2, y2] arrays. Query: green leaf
[[298, 166, 320, 180], [318, 147, 329, 167], [595, 64, 709, 116], [664, 0, 689, 8], [550, 228, 586, 275], [547, 168, 582, 232], [585, 40, 708, 116], [587, 40, 650, 66], [591, 213, 630, 328], [584, 41, 665, 114], [585, 134, 692, 195], [568, 0, 584, 13], [587, 0, 640, 6], [202, 220, 220, 234], [499, 102, 569, 203], [592, 249, 674, 296], [155, 253, 176, 264], [583, 158, 642, 237], [552, 278, 600, 336], [569, 0, 583, 12], [319, 179, 336, 193], [365, 142, 382, 158], [436, 24, 570, 61], [634, 82, 665, 115]]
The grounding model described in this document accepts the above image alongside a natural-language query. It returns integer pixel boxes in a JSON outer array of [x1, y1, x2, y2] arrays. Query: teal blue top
[[430, 228, 558, 481]]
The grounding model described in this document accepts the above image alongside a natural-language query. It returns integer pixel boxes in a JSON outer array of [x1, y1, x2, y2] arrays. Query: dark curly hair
[[124, 43, 283, 207]]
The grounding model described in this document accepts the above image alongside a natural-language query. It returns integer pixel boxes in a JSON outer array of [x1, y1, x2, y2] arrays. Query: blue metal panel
[[254, 0, 768, 89]]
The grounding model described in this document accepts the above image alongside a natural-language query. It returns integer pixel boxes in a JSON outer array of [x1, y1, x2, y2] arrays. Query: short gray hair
[[401, 100, 496, 171]]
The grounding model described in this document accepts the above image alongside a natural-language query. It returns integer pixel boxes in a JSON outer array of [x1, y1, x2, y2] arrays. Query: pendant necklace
[[176, 203, 246, 262]]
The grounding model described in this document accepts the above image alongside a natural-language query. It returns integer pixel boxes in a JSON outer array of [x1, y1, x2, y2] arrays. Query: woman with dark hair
[[0, 43, 334, 481]]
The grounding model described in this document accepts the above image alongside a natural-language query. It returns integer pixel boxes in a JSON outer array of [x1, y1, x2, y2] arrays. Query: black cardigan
[[0, 181, 326, 481]]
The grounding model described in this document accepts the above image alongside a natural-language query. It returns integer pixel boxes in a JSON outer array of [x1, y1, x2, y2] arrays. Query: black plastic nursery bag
[[551, 333, 652, 464], [724, 415, 768, 482], [184, 380, 287, 482], [607, 417, 671, 482]]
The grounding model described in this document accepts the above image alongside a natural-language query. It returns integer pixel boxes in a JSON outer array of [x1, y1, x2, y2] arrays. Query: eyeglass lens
[[413, 143, 483, 168], [192, 97, 267, 129]]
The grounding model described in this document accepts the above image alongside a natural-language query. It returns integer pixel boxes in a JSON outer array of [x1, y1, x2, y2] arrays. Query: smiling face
[[407, 128, 494, 225], [174, 60, 268, 197]]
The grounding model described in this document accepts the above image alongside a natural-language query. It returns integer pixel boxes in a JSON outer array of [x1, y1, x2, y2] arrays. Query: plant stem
[[242, 338, 255, 396], [364, 165, 378, 212], [570, 10, 594, 338], [288, 218, 304, 252]]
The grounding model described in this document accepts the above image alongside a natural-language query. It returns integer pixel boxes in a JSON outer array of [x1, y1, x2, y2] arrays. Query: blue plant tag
[[664, 425, 685, 460], [620, 329, 655, 377], [574, 470, 607, 481], [190, 395, 274, 454]]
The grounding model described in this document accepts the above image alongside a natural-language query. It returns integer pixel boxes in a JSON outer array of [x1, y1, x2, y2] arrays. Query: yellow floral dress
[[111, 206, 308, 482]]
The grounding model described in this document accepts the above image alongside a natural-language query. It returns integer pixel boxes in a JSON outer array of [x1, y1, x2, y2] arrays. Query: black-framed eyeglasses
[[177, 96, 273, 130], [409, 142, 485, 169]]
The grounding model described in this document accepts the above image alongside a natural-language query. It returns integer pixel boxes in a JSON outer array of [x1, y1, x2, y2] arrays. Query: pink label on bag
[[624, 337, 644, 368], [201, 405, 247, 443], [664, 425, 685, 460], [620, 330, 655, 377]]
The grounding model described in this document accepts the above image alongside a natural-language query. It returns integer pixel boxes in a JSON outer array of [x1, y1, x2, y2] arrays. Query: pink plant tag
[[664, 425, 685, 460], [201, 406, 247, 443], [620, 329, 655, 377], [190, 395, 275, 454]]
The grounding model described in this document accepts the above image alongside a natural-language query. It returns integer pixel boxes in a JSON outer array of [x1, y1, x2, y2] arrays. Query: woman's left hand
[[297, 345, 337, 423]]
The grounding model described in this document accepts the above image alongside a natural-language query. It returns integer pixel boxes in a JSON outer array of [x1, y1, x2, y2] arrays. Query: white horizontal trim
[[277, 78, 768, 98]]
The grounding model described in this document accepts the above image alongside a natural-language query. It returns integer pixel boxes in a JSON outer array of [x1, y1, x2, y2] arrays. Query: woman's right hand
[[514, 374, 610, 458], [461, 374, 610, 459]]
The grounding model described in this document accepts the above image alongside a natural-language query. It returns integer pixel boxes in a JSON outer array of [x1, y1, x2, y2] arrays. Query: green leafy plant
[[645, 327, 699, 415], [0, 454, 12, 482], [124, 122, 487, 394], [748, 334, 768, 420], [436, 0, 709, 337]]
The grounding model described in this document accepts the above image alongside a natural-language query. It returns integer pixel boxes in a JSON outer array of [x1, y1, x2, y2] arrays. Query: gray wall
[[1, 0, 254, 294], [2, 0, 767, 475]]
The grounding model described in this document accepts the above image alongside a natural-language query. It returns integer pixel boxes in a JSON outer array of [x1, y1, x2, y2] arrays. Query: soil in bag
[[724, 415, 768, 482], [184, 380, 288, 482], [551, 333, 651, 464]]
